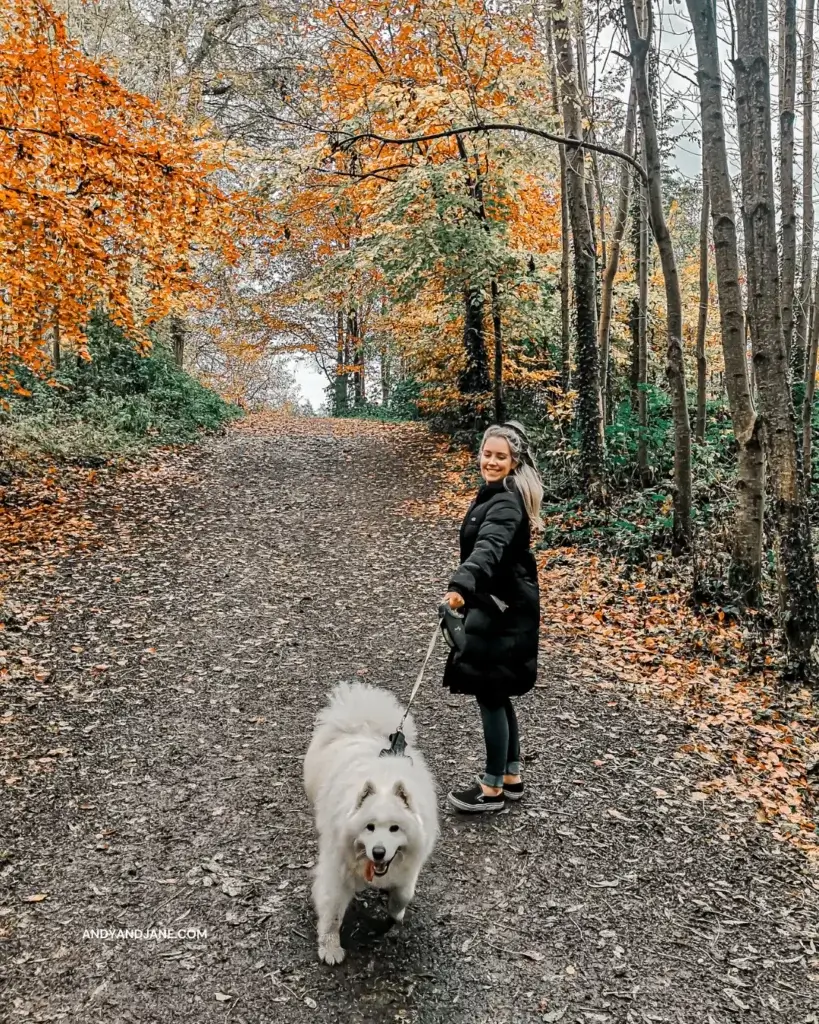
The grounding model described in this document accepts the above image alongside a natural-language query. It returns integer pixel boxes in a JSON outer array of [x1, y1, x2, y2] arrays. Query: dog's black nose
[[372, 846, 386, 862]]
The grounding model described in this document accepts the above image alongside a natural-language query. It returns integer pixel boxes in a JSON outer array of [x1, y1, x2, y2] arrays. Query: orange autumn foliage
[[0, 0, 240, 391], [271, 0, 563, 405]]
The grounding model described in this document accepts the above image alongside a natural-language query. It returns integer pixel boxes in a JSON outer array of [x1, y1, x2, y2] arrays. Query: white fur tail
[[315, 681, 417, 746]]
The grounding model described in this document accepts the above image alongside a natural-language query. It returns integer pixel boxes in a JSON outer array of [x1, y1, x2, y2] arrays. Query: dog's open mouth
[[364, 858, 393, 882]]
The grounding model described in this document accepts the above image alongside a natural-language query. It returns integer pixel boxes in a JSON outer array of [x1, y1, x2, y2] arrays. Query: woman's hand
[[443, 591, 465, 610]]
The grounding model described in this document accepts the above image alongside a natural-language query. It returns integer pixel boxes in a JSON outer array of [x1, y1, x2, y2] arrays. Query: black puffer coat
[[442, 477, 540, 707]]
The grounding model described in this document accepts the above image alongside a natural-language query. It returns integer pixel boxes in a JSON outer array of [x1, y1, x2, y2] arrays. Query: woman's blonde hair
[[481, 421, 543, 527]]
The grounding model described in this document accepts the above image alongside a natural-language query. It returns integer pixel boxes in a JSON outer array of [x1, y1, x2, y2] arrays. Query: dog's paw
[[388, 897, 407, 924], [318, 936, 345, 965]]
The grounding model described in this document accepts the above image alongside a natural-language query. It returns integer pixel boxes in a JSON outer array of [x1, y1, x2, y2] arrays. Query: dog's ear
[[393, 781, 413, 811], [354, 780, 375, 810]]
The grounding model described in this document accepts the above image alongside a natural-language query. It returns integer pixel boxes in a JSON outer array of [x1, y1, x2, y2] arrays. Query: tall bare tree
[[686, 0, 764, 604], [335, 310, 349, 415], [599, 84, 637, 418], [795, 0, 815, 385], [734, 0, 819, 676], [547, 17, 572, 391], [490, 279, 506, 422], [551, 0, 605, 499], [636, 168, 651, 486], [799, 0, 817, 468], [623, 0, 692, 551], [780, 0, 798, 363], [574, 0, 602, 266], [695, 171, 710, 444], [804, 282, 819, 478]]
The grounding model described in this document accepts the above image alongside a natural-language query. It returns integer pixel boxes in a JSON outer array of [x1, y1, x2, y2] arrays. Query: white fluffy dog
[[303, 682, 439, 965]]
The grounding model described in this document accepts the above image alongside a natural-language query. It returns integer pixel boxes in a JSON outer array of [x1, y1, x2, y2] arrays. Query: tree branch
[[311, 163, 416, 183], [264, 112, 648, 183], [337, 123, 648, 183], [334, 10, 387, 75]]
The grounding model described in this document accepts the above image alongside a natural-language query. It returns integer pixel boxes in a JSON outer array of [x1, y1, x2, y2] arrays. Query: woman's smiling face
[[480, 436, 517, 483]]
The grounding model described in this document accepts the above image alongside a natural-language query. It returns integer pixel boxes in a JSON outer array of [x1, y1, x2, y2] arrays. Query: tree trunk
[[695, 172, 710, 444], [574, 2, 603, 275], [347, 309, 364, 406], [490, 279, 506, 422], [52, 319, 61, 371], [380, 347, 391, 406], [598, 83, 636, 417], [624, 0, 692, 551], [591, 154, 606, 273], [379, 294, 391, 406], [629, 177, 642, 415], [453, 137, 493, 408], [780, 0, 798, 364], [637, 175, 650, 486], [686, 0, 765, 605], [460, 287, 490, 395], [551, 0, 605, 499], [335, 309, 348, 414], [547, 17, 572, 391], [169, 314, 185, 369], [734, 0, 819, 678], [629, 296, 640, 414], [559, 169, 571, 391], [803, 286, 819, 484], [795, 0, 816, 392]]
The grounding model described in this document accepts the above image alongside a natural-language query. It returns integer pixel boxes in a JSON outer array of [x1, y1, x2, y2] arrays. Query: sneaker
[[503, 780, 524, 801], [447, 779, 505, 813]]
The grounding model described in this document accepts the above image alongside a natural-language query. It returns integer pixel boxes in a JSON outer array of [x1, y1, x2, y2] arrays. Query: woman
[[442, 420, 543, 813]]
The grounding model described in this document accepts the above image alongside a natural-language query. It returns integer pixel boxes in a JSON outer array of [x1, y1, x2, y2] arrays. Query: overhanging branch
[[338, 123, 649, 184], [265, 112, 649, 183]]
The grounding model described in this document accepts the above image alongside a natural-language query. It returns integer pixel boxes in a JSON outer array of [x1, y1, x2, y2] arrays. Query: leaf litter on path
[[1, 414, 818, 1023]]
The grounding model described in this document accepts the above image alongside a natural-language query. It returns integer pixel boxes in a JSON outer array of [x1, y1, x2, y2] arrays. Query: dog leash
[[380, 617, 442, 758], [399, 618, 441, 731]]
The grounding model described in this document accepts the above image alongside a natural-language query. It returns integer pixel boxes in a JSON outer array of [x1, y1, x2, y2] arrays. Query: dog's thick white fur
[[303, 682, 438, 965]]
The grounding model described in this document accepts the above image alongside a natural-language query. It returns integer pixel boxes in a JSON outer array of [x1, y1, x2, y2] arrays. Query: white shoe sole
[[447, 792, 505, 813]]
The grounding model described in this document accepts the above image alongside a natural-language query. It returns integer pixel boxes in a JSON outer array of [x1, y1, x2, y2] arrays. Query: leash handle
[[397, 618, 441, 733]]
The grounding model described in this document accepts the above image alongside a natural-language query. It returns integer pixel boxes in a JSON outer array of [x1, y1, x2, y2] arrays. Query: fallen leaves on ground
[[0, 465, 102, 584], [537, 547, 819, 865], [397, 437, 475, 520], [4, 415, 818, 866], [233, 410, 415, 440], [3, 414, 818, 1021], [0, 444, 196, 591], [0, 443, 203, 788]]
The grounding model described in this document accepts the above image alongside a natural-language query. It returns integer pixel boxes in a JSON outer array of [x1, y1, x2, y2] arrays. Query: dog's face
[[350, 780, 416, 879]]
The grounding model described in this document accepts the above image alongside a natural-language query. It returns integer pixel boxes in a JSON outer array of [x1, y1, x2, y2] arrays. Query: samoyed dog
[[303, 682, 439, 965]]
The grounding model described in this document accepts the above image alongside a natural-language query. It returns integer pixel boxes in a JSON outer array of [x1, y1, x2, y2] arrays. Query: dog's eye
[[389, 825, 399, 833], [366, 824, 375, 832]]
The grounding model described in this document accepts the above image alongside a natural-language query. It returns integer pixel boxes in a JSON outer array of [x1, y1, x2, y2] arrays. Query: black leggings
[[478, 698, 521, 787]]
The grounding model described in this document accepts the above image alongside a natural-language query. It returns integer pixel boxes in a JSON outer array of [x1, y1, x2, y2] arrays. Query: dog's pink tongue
[[364, 860, 376, 882]]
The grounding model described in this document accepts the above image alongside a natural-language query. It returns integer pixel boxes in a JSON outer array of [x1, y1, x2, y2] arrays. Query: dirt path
[[2, 418, 818, 1024]]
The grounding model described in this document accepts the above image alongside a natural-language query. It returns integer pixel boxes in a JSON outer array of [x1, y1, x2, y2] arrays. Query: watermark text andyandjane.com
[[83, 927, 207, 941]]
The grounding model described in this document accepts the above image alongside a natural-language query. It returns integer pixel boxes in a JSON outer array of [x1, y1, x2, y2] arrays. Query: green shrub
[[332, 376, 422, 421], [0, 312, 240, 472]]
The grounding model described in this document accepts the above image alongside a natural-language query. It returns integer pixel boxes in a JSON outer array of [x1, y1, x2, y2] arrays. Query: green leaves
[[1, 312, 239, 467]]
